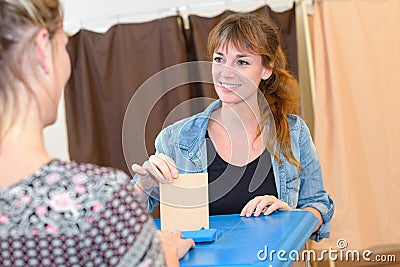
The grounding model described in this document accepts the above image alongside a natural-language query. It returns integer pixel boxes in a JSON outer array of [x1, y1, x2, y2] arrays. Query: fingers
[[254, 196, 271, 216], [131, 163, 148, 176], [170, 229, 183, 238], [240, 195, 267, 217], [176, 238, 195, 259], [240, 196, 259, 217], [263, 200, 292, 215], [158, 230, 195, 259], [148, 154, 178, 182], [158, 229, 181, 238], [240, 195, 292, 217], [186, 237, 196, 249], [168, 230, 195, 249], [143, 158, 167, 183], [131, 153, 178, 184], [161, 154, 179, 179]]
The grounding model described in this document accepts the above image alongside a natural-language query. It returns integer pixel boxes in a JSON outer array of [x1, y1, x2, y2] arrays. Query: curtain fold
[[313, 0, 400, 250], [65, 16, 191, 175]]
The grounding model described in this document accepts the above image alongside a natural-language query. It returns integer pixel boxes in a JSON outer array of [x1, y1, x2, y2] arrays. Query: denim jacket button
[[188, 152, 194, 157]]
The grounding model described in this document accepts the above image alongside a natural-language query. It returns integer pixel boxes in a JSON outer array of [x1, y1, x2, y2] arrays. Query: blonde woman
[[0, 0, 193, 266]]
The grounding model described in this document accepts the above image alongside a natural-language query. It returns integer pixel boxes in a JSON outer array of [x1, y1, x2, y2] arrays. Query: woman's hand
[[158, 230, 195, 264], [240, 195, 293, 217], [132, 153, 178, 190]]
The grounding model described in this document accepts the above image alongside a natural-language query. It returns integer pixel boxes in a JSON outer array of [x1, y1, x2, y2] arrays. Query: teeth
[[220, 82, 240, 89]]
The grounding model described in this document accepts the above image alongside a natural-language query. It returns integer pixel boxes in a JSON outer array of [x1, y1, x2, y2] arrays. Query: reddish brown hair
[[208, 13, 301, 173]]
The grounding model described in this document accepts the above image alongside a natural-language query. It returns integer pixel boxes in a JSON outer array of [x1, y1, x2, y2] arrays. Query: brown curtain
[[65, 7, 299, 176], [188, 4, 298, 102], [65, 16, 191, 175], [313, 0, 400, 251]]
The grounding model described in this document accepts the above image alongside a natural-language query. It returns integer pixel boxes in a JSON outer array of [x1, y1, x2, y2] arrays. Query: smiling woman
[[211, 47, 271, 105], [131, 13, 334, 242]]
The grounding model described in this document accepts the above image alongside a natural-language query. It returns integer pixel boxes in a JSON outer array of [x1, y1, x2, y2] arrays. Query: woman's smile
[[217, 81, 241, 92]]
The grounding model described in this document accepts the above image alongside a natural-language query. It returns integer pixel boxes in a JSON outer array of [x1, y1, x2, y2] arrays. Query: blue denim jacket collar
[[176, 100, 221, 151]]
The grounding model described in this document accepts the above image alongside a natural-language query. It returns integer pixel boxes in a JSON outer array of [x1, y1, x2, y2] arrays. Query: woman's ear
[[261, 68, 272, 80], [34, 29, 51, 75], [261, 62, 274, 80]]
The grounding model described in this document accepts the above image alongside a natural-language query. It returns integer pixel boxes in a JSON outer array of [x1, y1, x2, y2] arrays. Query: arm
[[303, 207, 323, 233], [240, 119, 332, 241], [131, 130, 178, 210], [163, 247, 180, 267], [240, 197, 324, 234], [132, 153, 178, 211], [297, 119, 334, 241]]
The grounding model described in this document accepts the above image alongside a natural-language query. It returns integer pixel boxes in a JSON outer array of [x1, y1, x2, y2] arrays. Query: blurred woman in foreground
[[0, 0, 193, 266]]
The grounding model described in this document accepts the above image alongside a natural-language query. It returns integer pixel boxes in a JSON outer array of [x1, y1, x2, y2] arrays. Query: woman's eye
[[213, 57, 223, 63], [237, 60, 249, 66]]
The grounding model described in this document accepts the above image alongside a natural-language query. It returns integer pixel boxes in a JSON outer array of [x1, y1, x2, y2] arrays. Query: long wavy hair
[[207, 13, 301, 173]]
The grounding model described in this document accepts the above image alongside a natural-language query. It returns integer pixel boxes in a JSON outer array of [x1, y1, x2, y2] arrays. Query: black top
[[206, 132, 278, 215]]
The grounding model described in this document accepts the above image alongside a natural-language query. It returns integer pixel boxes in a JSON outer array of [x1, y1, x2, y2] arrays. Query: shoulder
[[35, 160, 134, 206], [157, 100, 221, 143], [43, 161, 146, 222], [287, 115, 311, 136], [286, 115, 313, 146], [47, 160, 129, 185], [0, 160, 141, 237], [287, 114, 308, 131], [162, 112, 207, 136]]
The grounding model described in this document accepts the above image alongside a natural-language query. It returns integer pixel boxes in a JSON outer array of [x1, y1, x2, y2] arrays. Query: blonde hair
[[208, 13, 301, 174], [0, 0, 62, 140]]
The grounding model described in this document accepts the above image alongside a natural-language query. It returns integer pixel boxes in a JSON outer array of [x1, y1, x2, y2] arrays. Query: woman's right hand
[[158, 230, 195, 260], [132, 153, 179, 190]]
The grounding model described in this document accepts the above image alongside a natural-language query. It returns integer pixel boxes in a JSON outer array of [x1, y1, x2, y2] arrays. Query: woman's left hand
[[240, 195, 293, 217]]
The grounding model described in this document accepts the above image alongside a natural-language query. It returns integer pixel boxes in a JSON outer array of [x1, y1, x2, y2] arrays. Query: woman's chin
[[218, 96, 242, 105]]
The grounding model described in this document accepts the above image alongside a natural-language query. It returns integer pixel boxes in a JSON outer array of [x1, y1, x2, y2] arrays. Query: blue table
[[154, 210, 318, 266]]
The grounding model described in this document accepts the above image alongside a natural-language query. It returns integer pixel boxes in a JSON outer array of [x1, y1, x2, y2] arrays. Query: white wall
[[43, 92, 69, 160], [61, 0, 310, 34], [45, 0, 311, 160]]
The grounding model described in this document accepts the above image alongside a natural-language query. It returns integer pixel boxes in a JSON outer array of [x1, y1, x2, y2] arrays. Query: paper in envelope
[[160, 173, 209, 231]]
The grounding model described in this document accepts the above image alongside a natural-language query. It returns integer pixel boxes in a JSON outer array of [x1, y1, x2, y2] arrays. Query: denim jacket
[[135, 100, 334, 241]]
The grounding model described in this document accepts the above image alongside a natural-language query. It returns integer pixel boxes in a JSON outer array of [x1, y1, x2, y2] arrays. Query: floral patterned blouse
[[0, 160, 165, 266]]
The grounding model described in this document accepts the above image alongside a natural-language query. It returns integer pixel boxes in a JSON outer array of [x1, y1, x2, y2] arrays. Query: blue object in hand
[[182, 228, 218, 243]]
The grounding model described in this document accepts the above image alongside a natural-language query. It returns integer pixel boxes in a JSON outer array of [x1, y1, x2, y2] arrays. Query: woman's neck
[[0, 118, 51, 188], [219, 97, 261, 136], [208, 97, 266, 166]]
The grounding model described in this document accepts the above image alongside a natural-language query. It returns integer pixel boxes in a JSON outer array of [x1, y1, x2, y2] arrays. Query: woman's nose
[[219, 64, 236, 78]]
